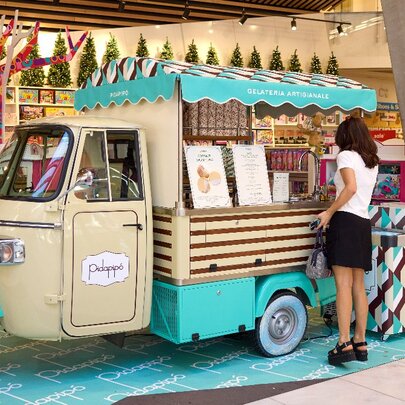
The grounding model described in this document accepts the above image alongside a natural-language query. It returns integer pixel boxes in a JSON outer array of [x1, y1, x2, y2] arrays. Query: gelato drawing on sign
[[185, 146, 231, 209]]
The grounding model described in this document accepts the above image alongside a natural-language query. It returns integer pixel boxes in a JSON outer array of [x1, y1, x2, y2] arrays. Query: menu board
[[232, 145, 272, 206], [185, 146, 231, 209], [273, 172, 290, 202]]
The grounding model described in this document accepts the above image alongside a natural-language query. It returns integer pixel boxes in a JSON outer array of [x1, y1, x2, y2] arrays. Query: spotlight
[[337, 24, 344, 36], [182, 1, 190, 20], [239, 9, 248, 26], [118, 1, 125, 12], [291, 18, 297, 31]]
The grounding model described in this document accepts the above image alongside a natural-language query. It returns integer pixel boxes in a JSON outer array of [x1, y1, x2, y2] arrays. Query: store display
[[45, 106, 76, 117], [20, 105, 44, 121], [18, 88, 39, 103], [5, 86, 77, 127], [39, 89, 55, 104]]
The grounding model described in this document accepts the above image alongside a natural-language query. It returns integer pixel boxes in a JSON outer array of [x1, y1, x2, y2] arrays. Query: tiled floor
[[247, 358, 405, 404]]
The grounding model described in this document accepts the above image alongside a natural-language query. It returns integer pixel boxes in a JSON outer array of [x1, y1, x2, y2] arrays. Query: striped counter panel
[[189, 209, 320, 278], [153, 214, 173, 277]]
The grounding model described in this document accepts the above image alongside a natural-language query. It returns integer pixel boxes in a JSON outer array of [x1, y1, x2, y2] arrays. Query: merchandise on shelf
[[18, 88, 39, 104], [55, 90, 75, 105], [44, 107, 75, 117], [39, 89, 55, 104], [372, 163, 401, 202], [20, 106, 44, 121], [321, 160, 405, 203], [6, 88, 15, 103], [254, 129, 273, 144], [266, 148, 308, 172], [5, 86, 77, 130]]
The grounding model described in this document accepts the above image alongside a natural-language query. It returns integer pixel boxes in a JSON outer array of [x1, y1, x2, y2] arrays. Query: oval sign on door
[[81, 251, 130, 286]]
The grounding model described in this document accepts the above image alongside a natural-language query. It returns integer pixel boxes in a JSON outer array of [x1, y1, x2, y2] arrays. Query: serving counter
[[152, 201, 331, 285]]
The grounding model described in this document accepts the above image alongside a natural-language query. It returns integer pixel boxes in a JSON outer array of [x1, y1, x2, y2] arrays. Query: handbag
[[306, 228, 331, 279]]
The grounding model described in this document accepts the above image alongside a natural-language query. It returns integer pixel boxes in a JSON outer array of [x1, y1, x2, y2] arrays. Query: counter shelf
[[153, 201, 331, 286]]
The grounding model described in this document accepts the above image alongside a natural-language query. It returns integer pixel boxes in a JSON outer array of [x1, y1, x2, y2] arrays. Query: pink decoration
[[0, 12, 88, 142]]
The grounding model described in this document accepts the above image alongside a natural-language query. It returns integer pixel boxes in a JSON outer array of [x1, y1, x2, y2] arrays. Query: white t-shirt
[[334, 150, 378, 219]]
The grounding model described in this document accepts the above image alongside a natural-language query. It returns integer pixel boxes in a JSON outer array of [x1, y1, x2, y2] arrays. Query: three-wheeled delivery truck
[[0, 57, 377, 356]]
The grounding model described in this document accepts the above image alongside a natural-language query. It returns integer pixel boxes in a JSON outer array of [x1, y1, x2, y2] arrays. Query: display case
[[320, 159, 405, 203], [3, 86, 77, 142]]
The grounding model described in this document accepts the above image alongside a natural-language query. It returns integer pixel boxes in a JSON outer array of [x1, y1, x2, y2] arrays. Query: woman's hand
[[317, 210, 332, 229]]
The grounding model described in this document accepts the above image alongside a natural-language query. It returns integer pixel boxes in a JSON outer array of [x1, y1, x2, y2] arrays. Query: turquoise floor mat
[[0, 312, 404, 404]]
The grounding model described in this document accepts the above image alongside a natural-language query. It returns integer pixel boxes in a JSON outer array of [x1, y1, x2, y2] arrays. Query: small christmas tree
[[326, 52, 339, 76], [77, 33, 98, 88], [288, 49, 302, 72], [230, 43, 243, 67], [1, 44, 10, 84], [206, 43, 219, 65], [136, 33, 149, 57], [310, 53, 322, 74], [102, 33, 120, 65], [20, 36, 46, 87], [248, 46, 262, 69], [47, 32, 72, 88], [185, 39, 199, 63], [160, 37, 174, 60], [0, 44, 6, 60], [269, 46, 284, 71]]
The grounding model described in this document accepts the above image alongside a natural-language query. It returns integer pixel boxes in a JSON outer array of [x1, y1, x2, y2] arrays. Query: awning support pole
[[175, 77, 186, 216]]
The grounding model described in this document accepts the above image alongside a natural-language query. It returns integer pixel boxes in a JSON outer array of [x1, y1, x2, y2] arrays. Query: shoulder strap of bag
[[316, 228, 324, 247]]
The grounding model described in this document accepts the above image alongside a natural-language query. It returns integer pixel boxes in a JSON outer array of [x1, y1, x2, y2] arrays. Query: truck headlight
[[0, 240, 25, 264]]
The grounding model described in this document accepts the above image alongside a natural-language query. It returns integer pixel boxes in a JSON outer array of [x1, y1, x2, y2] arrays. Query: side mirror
[[57, 168, 95, 201], [75, 168, 94, 188]]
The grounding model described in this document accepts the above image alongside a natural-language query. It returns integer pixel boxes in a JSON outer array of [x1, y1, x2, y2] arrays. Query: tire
[[255, 291, 308, 357]]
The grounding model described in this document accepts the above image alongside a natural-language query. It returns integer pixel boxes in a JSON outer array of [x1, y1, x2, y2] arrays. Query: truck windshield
[[0, 127, 72, 200]]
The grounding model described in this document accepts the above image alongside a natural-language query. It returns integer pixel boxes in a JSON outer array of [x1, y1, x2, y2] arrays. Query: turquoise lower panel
[[151, 278, 255, 344], [315, 277, 336, 306]]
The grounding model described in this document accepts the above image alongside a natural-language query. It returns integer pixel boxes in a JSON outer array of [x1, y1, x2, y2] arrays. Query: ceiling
[[0, 0, 344, 32]]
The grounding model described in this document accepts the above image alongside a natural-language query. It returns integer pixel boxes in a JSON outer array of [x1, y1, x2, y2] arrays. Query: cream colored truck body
[[0, 117, 153, 340]]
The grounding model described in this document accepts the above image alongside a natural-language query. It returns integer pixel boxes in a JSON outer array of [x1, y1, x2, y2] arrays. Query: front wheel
[[255, 292, 308, 357]]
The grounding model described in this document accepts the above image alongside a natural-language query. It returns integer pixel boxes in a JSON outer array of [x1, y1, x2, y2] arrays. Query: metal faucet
[[298, 150, 321, 201]]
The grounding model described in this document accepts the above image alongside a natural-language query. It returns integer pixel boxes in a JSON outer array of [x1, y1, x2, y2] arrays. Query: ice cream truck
[[0, 58, 377, 357]]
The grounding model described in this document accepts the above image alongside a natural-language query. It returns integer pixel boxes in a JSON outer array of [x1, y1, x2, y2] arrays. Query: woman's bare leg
[[333, 265, 354, 350], [352, 267, 368, 350]]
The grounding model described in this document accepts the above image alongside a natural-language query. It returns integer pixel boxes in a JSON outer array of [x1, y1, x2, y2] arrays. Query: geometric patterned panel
[[369, 206, 405, 231], [367, 245, 405, 336], [369, 206, 393, 229]]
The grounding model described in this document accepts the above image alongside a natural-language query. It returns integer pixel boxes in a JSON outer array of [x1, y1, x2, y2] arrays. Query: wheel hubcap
[[268, 308, 297, 343]]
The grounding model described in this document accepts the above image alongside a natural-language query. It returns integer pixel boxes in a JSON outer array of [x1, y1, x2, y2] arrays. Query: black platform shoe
[[351, 338, 368, 361], [328, 341, 356, 366]]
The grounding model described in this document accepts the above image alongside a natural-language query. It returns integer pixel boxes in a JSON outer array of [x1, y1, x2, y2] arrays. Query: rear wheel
[[255, 291, 307, 357]]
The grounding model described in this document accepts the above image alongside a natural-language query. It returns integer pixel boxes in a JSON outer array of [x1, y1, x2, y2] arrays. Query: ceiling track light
[[337, 24, 344, 36], [182, 1, 190, 20], [239, 8, 248, 26], [291, 18, 297, 31], [118, 0, 125, 12]]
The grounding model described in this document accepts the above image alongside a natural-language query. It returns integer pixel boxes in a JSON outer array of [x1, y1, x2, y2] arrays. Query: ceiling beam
[[0, 0, 345, 31]]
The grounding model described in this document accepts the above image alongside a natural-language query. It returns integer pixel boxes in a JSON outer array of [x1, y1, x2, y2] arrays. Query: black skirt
[[326, 211, 372, 271]]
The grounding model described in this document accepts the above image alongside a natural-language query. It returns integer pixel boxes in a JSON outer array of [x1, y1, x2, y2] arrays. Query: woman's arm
[[317, 167, 357, 228]]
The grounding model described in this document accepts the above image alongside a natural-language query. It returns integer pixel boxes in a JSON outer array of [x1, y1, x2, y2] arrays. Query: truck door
[[62, 129, 147, 337]]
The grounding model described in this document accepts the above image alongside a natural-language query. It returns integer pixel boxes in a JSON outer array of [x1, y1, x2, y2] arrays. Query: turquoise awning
[[75, 57, 377, 115]]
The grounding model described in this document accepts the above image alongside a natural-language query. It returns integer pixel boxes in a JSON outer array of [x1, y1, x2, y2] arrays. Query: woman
[[317, 116, 379, 366]]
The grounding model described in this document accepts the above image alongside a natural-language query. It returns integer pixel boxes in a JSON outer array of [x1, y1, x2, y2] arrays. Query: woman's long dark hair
[[335, 117, 380, 168]]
